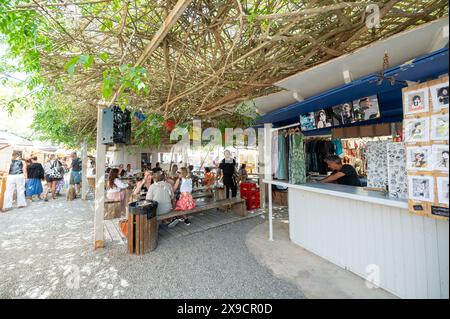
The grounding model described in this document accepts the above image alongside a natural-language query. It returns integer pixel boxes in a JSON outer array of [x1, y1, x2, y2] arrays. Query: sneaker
[[184, 218, 191, 226], [168, 218, 181, 228]]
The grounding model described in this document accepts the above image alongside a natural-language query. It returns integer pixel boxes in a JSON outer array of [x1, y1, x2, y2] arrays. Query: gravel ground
[[0, 197, 304, 299]]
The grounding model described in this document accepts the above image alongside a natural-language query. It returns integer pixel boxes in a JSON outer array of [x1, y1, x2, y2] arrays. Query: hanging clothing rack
[[271, 122, 300, 132]]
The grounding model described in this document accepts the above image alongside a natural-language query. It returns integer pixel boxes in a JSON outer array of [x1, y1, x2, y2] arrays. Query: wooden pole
[[94, 107, 106, 250], [81, 141, 88, 200]]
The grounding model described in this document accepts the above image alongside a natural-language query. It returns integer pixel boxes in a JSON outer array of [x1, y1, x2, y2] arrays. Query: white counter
[[264, 180, 408, 209], [263, 179, 449, 299]]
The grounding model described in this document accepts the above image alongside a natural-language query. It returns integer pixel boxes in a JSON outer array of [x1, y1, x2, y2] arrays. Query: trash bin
[[128, 200, 158, 255]]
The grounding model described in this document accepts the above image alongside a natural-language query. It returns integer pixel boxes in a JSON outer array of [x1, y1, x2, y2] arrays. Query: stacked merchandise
[[403, 76, 449, 219], [240, 182, 260, 210], [340, 139, 369, 177]]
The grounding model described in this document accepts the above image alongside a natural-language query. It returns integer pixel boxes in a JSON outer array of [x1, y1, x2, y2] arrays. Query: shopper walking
[[42, 155, 64, 201], [2, 151, 27, 212], [218, 150, 238, 198], [25, 156, 44, 201]]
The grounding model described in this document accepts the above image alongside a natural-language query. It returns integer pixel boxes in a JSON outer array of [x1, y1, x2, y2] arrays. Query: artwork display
[[430, 82, 449, 110], [353, 95, 381, 121], [314, 109, 333, 129], [367, 141, 389, 189], [332, 102, 355, 126], [404, 118, 430, 143], [408, 175, 435, 203], [387, 143, 408, 199], [300, 112, 316, 131], [430, 113, 449, 141], [404, 88, 429, 115], [432, 144, 449, 171], [406, 146, 432, 171], [436, 176, 449, 205]]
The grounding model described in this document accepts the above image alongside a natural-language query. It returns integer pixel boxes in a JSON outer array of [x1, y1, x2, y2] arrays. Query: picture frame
[[404, 88, 430, 115], [406, 146, 432, 171], [352, 95, 381, 122], [430, 113, 449, 141], [404, 117, 430, 143], [300, 112, 316, 131], [430, 81, 449, 111], [436, 176, 449, 206], [332, 102, 355, 126], [408, 175, 435, 203], [432, 144, 449, 172], [314, 109, 333, 129]]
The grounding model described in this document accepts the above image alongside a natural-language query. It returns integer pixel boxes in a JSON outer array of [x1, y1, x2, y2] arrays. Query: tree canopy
[[0, 0, 448, 147]]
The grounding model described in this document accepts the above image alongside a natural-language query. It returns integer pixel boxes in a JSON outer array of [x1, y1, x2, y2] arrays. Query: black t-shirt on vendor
[[332, 164, 361, 187]]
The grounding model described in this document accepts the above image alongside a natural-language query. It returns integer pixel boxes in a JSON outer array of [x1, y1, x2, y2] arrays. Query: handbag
[[119, 219, 128, 237], [47, 160, 63, 180]]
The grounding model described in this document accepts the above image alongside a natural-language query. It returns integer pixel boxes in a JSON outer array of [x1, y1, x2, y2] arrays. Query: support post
[[258, 128, 266, 209], [264, 123, 274, 241], [94, 107, 106, 250], [81, 141, 88, 200]]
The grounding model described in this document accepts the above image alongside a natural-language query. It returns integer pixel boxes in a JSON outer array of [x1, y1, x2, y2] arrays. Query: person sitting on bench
[[170, 167, 195, 227], [145, 171, 174, 217], [106, 168, 129, 214]]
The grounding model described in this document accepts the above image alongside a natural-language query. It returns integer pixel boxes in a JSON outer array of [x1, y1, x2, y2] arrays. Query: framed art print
[[404, 88, 430, 115], [430, 113, 449, 141], [430, 81, 449, 111], [404, 117, 430, 143], [406, 146, 432, 171], [436, 176, 450, 206], [408, 175, 435, 203], [432, 144, 449, 171]]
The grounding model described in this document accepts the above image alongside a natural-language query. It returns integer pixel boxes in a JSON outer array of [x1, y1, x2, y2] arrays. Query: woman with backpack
[[42, 154, 64, 201]]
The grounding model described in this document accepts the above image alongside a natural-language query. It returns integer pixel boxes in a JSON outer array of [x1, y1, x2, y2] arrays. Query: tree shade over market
[[0, 0, 448, 147]]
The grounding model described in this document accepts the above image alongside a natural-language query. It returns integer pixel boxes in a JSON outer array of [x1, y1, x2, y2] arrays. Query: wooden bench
[[157, 197, 247, 222]]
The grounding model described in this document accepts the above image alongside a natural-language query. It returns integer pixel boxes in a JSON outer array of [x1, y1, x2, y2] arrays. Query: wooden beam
[[94, 107, 106, 250], [108, 0, 193, 106]]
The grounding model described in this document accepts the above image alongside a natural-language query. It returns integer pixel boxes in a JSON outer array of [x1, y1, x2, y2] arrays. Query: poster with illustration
[[404, 117, 430, 143], [408, 175, 435, 202], [332, 102, 355, 126], [353, 95, 381, 121], [406, 146, 432, 171], [314, 109, 333, 129], [432, 144, 449, 172], [404, 88, 429, 115], [367, 141, 389, 189], [430, 113, 449, 141], [387, 143, 408, 199], [300, 112, 316, 131], [430, 82, 449, 110], [436, 177, 449, 206]]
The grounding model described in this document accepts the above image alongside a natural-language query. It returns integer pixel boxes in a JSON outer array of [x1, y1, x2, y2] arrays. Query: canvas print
[[314, 109, 333, 129], [436, 176, 449, 205], [430, 113, 449, 141], [408, 175, 435, 203], [430, 82, 449, 111], [406, 146, 432, 171], [300, 112, 316, 131], [332, 102, 355, 125], [387, 143, 408, 199], [432, 144, 449, 172], [353, 95, 381, 121], [404, 88, 429, 115], [367, 141, 389, 189], [404, 118, 430, 143]]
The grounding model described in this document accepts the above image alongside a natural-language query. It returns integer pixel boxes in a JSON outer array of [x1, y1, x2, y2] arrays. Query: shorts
[[70, 170, 82, 185]]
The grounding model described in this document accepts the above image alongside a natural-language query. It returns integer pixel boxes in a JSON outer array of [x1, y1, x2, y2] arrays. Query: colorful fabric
[[291, 133, 307, 184], [175, 192, 196, 211], [26, 178, 43, 197], [277, 134, 287, 180], [70, 170, 82, 185]]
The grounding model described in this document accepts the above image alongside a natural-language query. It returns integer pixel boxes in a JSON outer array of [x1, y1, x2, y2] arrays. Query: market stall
[[258, 22, 449, 299]]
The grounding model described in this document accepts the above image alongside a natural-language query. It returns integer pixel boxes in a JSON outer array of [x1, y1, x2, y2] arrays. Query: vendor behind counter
[[317, 155, 362, 187]]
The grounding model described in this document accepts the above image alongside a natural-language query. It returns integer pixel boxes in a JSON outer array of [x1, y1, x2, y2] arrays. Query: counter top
[[263, 180, 408, 209]]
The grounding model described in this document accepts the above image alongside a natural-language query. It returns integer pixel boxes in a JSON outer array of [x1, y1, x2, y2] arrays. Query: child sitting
[[170, 167, 195, 227]]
